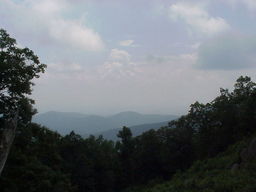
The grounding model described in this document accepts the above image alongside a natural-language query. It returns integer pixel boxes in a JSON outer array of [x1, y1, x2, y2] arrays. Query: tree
[[0, 123, 74, 192], [116, 127, 135, 188], [0, 29, 46, 175]]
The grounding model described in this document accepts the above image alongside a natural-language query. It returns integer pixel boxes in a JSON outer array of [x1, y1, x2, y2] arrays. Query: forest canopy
[[0, 75, 255, 192]]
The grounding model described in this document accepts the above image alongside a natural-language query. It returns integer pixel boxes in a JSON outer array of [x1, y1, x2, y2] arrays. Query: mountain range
[[33, 111, 177, 137]]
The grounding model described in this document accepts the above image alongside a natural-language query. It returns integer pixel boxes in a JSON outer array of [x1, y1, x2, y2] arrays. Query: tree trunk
[[0, 114, 18, 176]]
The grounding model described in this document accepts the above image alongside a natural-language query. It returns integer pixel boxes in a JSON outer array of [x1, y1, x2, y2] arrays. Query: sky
[[1, 0, 256, 115]]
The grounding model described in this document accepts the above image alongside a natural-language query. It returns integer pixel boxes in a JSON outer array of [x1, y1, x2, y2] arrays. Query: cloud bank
[[169, 2, 230, 36], [0, 0, 104, 51], [101, 49, 138, 78], [197, 33, 256, 70]]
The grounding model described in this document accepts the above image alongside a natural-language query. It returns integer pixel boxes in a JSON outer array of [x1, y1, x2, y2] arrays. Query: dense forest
[[1, 30, 256, 192], [0, 75, 256, 192]]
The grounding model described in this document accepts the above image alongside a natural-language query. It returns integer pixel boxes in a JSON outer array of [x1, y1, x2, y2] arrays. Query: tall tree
[[0, 29, 46, 175], [116, 127, 135, 188]]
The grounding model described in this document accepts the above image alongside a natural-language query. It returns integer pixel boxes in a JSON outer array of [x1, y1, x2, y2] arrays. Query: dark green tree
[[60, 133, 118, 192], [0, 29, 46, 175], [134, 129, 162, 183], [116, 126, 135, 188], [0, 123, 74, 192]]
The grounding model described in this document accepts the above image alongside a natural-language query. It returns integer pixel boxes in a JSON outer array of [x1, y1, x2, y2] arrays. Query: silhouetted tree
[[116, 126, 135, 188], [0, 29, 46, 175]]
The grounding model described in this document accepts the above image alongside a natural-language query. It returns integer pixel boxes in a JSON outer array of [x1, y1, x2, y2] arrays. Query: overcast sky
[[1, 0, 256, 115]]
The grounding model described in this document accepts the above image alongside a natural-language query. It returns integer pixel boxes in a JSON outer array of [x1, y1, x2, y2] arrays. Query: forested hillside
[[125, 136, 256, 192], [1, 76, 256, 192], [95, 121, 169, 141]]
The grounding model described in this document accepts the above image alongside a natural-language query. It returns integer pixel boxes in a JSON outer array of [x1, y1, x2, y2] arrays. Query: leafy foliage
[[0, 28, 46, 122], [0, 123, 74, 192], [124, 137, 256, 192]]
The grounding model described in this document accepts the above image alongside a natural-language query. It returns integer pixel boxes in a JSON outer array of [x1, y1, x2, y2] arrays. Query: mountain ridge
[[33, 111, 178, 136]]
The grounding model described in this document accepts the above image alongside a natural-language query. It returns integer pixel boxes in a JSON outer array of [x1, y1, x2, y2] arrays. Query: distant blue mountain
[[33, 111, 177, 136]]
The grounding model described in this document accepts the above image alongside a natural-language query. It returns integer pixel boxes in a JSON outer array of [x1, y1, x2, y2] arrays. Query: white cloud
[[169, 2, 230, 36], [101, 49, 138, 78], [119, 40, 134, 47], [0, 0, 104, 51], [109, 49, 131, 62], [29, 0, 66, 15], [49, 19, 103, 51]]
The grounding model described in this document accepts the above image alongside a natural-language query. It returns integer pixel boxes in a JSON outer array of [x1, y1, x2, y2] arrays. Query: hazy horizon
[[1, 0, 256, 116], [35, 110, 180, 117]]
